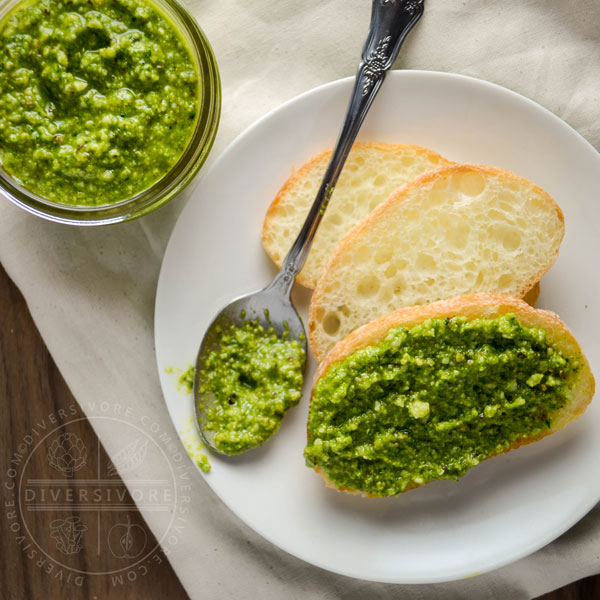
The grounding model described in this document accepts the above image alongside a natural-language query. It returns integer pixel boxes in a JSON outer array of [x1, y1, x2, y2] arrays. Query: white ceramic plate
[[155, 71, 600, 583]]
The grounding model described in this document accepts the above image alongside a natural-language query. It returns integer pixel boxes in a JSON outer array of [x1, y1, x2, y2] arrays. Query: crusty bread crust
[[309, 164, 565, 362], [309, 294, 594, 497], [262, 142, 453, 288]]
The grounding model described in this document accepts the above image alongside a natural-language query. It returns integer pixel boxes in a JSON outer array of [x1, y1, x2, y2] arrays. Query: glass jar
[[0, 0, 221, 225]]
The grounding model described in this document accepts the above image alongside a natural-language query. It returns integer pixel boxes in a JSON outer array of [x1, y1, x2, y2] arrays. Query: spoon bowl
[[194, 278, 306, 454]]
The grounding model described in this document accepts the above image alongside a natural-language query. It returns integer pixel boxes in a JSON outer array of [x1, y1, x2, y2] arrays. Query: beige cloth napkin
[[1, 0, 599, 597]]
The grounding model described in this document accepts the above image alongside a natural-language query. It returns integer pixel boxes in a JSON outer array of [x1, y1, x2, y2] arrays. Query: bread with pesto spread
[[262, 142, 453, 289], [305, 294, 595, 497], [309, 164, 565, 361]]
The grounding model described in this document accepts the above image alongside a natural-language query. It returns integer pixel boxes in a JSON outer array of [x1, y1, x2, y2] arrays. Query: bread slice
[[262, 142, 453, 288], [305, 294, 595, 497], [309, 164, 565, 362]]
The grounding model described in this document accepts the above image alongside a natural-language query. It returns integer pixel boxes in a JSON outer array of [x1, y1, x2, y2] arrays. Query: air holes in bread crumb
[[488, 209, 504, 221], [498, 273, 514, 289], [416, 253, 436, 270], [475, 271, 485, 287], [494, 226, 521, 251], [502, 230, 521, 252], [431, 177, 449, 193], [445, 224, 469, 250], [384, 264, 397, 278], [354, 245, 372, 263], [380, 287, 393, 303], [374, 248, 393, 265], [456, 172, 486, 196], [357, 275, 380, 297], [323, 313, 341, 335], [393, 277, 406, 295]]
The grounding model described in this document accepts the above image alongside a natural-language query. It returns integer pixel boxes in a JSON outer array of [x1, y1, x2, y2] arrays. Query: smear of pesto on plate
[[179, 420, 211, 473]]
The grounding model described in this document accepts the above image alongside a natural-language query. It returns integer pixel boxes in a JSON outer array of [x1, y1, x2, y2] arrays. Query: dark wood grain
[[0, 260, 598, 599], [0, 263, 189, 600], [536, 577, 600, 600]]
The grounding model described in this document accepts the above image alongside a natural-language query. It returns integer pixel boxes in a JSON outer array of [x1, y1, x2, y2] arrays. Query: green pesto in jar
[[0, 0, 199, 205], [304, 315, 578, 497], [198, 320, 305, 455]]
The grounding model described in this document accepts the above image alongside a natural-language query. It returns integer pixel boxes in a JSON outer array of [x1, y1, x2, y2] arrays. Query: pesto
[[304, 315, 577, 497], [176, 365, 195, 394], [199, 320, 305, 455], [179, 422, 211, 473], [0, 0, 199, 205], [195, 452, 210, 473]]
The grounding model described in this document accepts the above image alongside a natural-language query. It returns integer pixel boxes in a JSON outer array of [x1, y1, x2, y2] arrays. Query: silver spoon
[[194, 0, 425, 454]]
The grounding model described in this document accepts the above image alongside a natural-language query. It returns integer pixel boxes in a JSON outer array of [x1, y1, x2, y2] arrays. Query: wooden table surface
[[0, 262, 598, 600]]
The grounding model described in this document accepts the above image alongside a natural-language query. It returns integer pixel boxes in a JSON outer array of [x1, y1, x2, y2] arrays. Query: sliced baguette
[[262, 142, 453, 289], [309, 164, 565, 361], [307, 294, 595, 497]]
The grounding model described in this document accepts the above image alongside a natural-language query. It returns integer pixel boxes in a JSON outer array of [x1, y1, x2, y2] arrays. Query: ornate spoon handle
[[270, 0, 425, 295]]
